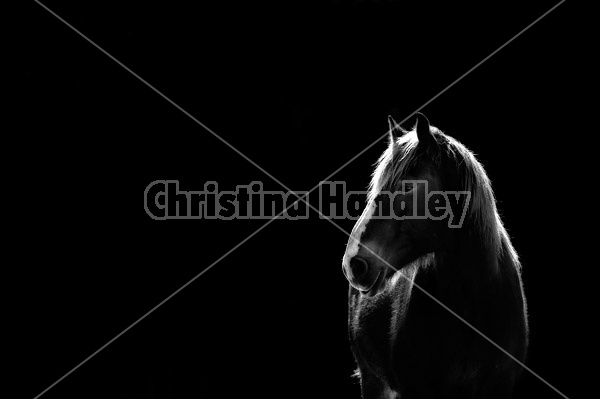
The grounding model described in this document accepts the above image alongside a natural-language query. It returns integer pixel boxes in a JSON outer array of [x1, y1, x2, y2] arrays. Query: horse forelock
[[368, 129, 419, 202]]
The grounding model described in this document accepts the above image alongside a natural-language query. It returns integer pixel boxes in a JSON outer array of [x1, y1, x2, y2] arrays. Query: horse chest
[[350, 288, 406, 376], [349, 269, 424, 396]]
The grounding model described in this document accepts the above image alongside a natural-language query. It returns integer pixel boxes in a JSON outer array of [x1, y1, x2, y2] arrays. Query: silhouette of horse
[[342, 114, 528, 399]]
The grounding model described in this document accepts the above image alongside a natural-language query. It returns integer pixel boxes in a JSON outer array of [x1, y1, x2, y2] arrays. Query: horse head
[[342, 113, 471, 295]]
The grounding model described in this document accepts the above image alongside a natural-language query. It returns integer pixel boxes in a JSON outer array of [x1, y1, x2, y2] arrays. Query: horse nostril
[[350, 257, 369, 279]]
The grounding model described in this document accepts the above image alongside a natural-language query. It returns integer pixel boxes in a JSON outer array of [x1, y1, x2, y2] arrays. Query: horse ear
[[414, 112, 435, 147], [388, 115, 400, 145]]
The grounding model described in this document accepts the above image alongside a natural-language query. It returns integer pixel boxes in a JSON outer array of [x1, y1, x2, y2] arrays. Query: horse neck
[[436, 222, 502, 284]]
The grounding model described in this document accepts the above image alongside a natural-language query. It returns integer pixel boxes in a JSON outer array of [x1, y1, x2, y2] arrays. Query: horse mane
[[368, 124, 520, 272]]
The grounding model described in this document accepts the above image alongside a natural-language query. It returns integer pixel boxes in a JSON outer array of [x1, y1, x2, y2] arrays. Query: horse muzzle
[[343, 256, 385, 295]]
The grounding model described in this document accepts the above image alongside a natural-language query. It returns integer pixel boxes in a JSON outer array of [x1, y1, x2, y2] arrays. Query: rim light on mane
[[368, 122, 520, 271]]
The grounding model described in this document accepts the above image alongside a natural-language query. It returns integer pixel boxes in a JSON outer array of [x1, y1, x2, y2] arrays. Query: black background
[[23, 1, 591, 398]]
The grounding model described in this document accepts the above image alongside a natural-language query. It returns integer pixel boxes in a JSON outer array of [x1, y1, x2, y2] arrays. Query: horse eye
[[403, 183, 413, 192]]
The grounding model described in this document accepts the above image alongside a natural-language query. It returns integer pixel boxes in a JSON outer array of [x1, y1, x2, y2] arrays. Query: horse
[[341, 113, 528, 399]]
